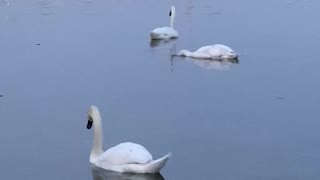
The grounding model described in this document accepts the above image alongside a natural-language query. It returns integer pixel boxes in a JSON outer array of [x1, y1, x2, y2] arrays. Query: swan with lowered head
[[177, 44, 238, 59], [87, 105, 171, 173], [150, 5, 179, 40]]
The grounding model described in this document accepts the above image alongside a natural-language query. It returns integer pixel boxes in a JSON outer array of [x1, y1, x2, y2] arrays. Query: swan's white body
[[178, 44, 238, 59], [87, 106, 171, 173], [150, 6, 179, 40]]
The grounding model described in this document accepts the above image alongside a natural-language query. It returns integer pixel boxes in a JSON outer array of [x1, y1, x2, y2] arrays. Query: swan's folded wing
[[195, 46, 212, 53], [96, 142, 153, 166], [151, 27, 178, 39]]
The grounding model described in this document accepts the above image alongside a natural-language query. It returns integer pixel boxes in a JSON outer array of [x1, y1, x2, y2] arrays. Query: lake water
[[1, 0, 320, 179]]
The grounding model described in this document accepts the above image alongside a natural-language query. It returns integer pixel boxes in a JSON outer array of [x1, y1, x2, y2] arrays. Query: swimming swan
[[150, 6, 179, 40], [87, 105, 171, 173], [177, 44, 238, 59]]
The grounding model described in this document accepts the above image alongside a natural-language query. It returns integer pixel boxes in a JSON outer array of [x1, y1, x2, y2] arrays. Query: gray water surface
[[1, 0, 320, 180]]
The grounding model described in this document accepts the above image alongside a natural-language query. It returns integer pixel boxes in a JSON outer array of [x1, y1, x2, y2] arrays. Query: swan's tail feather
[[107, 153, 172, 173], [144, 153, 172, 173], [150, 32, 161, 40]]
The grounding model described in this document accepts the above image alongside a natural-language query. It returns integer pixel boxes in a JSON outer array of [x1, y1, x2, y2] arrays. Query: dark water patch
[[149, 39, 177, 48], [91, 166, 165, 180]]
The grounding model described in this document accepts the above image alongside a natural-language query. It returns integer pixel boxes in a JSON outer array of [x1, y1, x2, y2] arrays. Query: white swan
[[87, 105, 171, 173], [150, 5, 179, 40], [177, 44, 238, 59]]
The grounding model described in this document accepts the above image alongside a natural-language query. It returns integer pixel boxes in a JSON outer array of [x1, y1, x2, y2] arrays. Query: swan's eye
[[88, 115, 93, 122], [169, 11, 172, 16]]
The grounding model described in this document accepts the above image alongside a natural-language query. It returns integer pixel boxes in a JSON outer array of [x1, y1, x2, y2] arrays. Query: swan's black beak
[[169, 10, 172, 16], [87, 115, 93, 129], [87, 120, 93, 129]]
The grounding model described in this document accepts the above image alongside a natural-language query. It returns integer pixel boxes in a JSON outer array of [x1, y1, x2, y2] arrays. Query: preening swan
[[177, 44, 238, 59], [150, 5, 179, 40], [87, 105, 171, 173]]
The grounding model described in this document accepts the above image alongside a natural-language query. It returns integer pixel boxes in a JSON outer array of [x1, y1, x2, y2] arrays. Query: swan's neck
[[90, 111, 104, 162], [170, 6, 176, 28], [178, 50, 193, 57]]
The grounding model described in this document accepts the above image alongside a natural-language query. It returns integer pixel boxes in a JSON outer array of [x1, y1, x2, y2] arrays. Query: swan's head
[[222, 51, 238, 59], [169, 5, 175, 17], [177, 49, 192, 57], [87, 105, 100, 129]]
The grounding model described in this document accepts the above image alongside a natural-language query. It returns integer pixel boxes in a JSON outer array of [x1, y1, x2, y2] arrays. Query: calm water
[[1, 0, 320, 179]]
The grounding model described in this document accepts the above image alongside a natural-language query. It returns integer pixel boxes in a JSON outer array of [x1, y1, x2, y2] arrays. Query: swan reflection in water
[[150, 39, 177, 48], [91, 166, 165, 180], [172, 56, 239, 71]]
